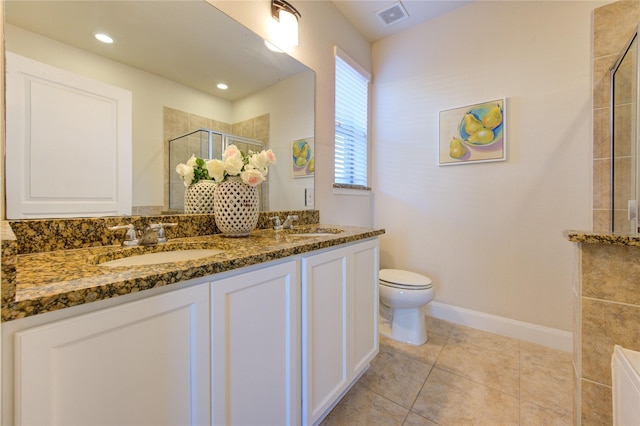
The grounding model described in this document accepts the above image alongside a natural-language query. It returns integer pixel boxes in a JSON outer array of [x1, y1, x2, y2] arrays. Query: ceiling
[[332, 0, 472, 42]]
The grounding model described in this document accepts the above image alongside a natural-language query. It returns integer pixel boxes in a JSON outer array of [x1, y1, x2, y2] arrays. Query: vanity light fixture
[[270, 0, 301, 48], [94, 33, 114, 44]]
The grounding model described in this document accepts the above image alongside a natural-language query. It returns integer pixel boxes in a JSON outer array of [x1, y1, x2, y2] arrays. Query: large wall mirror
[[4, 0, 315, 218]]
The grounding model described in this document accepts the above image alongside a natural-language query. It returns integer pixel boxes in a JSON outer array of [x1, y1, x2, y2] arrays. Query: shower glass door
[[611, 26, 639, 233], [168, 129, 224, 211]]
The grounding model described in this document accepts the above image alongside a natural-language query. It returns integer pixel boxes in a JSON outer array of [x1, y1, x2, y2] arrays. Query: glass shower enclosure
[[168, 129, 266, 212], [611, 25, 639, 233]]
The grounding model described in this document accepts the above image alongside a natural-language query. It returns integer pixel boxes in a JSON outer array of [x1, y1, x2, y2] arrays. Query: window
[[334, 47, 371, 189]]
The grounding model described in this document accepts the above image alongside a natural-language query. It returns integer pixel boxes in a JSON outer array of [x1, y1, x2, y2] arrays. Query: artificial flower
[[224, 151, 245, 176], [175, 163, 194, 187], [241, 168, 266, 186], [186, 155, 198, 167], [206, 159, 225, 182]]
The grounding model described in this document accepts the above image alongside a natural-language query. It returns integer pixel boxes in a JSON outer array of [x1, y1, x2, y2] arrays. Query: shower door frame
[[610, 24, 640, 233]]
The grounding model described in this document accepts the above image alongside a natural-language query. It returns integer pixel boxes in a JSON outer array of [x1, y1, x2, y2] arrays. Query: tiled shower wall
[[574, 243, 640, 425], [592, 1, 640, 231], [230, 114, 270, 147]]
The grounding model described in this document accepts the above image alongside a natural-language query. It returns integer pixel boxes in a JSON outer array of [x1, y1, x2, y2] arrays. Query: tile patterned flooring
[[321, 316, 573, 426]]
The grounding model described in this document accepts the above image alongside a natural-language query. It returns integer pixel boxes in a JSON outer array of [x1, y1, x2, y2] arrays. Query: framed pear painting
[[292, 137, 314, 177], [438, 98, 506, 165]]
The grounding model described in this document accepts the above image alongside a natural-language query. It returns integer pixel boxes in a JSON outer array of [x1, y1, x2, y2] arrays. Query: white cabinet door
[[302, 239, 380, 425], [350, 238, 379, 377], [13, 284, 210, 426], [211, 261, 300, 426], [5, 52, 132, 218], [301, 246, 350, 425]]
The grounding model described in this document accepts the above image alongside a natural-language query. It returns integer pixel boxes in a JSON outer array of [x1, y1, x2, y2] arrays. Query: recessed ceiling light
[[216, 83, 228, 90], [94, 33, 114, 44]]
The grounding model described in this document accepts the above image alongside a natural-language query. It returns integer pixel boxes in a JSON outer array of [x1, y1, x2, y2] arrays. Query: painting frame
[[292, 137, 314, 178], [438, 98, 506, 166]]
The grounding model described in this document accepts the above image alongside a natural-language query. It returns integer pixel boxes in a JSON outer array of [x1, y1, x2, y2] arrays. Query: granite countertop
[[2, 225, 385, 322], [563, 229, 640, 246]]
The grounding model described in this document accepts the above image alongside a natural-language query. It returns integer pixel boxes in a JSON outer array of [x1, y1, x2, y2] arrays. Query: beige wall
[[1, 2, 5, 222], [593, 1, 640, 232], [371, 1, 604, 333]]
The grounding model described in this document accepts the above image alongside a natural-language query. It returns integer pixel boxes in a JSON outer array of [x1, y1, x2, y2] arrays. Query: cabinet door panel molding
[[14, 284, 210, 426]]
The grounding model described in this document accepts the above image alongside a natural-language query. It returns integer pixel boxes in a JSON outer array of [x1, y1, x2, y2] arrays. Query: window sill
[[333, 184, 371, 196]]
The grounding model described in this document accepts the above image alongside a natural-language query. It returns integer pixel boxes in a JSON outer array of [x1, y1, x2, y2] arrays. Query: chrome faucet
[[270, 216, 283, 231], [108, 223, 177, 246], [107, 224, 139, 247], [148, 223, 177, 243], [270, 215, 298, 230], [281, 215, 298, 229]]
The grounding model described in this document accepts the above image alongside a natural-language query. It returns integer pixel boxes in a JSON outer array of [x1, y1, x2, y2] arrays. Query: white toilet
[[378, 269, 435, 345]]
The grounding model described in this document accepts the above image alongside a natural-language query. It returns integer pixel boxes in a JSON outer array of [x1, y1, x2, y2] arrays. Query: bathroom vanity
[[1, 219, 384, 425]]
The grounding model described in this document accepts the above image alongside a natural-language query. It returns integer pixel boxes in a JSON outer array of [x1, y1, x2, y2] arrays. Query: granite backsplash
[[6, 210, 319, 255]]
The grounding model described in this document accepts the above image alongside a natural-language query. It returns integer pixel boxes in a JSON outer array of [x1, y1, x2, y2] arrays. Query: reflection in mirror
[[4, 0, 315, 218], [168, 127, 267, 212]]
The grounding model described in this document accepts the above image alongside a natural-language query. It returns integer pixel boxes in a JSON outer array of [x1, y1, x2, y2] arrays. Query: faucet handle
[[107, 224, 139, 246], [282, 215, 298, 229], [270, 216, 283, 230], [149, 223, 177, 243], [107, 224, 134, 231]]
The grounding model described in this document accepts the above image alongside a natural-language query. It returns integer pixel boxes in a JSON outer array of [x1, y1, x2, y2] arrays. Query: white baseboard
[[424, 301, 573, 352]]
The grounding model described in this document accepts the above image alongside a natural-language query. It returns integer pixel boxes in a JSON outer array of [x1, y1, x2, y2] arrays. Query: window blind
[[335, 48, 370, 187]]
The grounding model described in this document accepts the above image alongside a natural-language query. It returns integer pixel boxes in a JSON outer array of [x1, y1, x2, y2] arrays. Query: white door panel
[[6, 52, 132, 218]]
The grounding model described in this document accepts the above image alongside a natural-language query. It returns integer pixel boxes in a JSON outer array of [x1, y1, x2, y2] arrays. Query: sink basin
[[99, 249, 224, 267]]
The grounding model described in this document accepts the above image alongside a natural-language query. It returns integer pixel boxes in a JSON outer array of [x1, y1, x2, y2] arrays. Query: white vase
[[213, 177, 259, 236], [184, 180, 217, 214]]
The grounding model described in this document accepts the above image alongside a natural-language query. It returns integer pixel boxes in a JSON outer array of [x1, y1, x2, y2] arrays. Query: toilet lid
[[379, 269, 432, 290]]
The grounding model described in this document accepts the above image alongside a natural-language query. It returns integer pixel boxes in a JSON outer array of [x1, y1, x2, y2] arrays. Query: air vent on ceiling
[[375, 1, 409, 27]]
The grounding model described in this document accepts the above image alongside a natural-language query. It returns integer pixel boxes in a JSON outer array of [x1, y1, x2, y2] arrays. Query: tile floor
[[321, 316, 573, 426]]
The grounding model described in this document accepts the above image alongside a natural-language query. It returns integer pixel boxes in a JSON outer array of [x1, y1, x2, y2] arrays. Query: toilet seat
[[379, 269, 432, 290]]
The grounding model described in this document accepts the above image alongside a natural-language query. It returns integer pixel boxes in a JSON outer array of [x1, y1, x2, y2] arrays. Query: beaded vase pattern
[[184, 180, 217, 214], [213, 177, 259, 236]]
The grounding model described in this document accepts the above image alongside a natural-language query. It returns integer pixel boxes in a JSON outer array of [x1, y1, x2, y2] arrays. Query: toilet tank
[[611, 345, 640, 426]]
